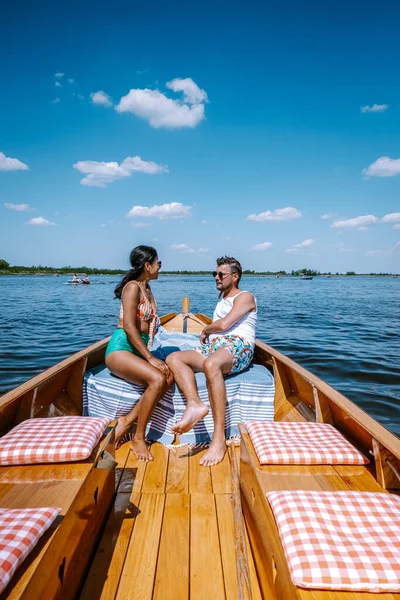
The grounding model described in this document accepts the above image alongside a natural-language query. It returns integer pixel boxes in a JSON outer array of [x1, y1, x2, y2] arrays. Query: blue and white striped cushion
[[83, 328, 274, 445]]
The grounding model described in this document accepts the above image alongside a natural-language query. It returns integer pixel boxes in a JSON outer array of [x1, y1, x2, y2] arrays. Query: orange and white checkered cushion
[[267, 490, 400, 592], [246, 421, 369, 465], [0, 416, 110, 465], [0, 507, 60, 594]]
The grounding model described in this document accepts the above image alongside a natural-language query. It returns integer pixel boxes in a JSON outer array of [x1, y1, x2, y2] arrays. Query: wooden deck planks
[[190, 494, 225, 599], [211, 450, 233, 494], [80, 492, 141, 600], [141, 443, 169, 493], [115, 493, 165, 600], [189, 449, 213, 494], [215, 493, 239, 599], [166, 446, 189, 493], [153, 493, 190, 600]]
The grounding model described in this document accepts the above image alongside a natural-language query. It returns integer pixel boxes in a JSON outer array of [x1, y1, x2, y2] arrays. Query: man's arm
[[201, 292, 256, 341]]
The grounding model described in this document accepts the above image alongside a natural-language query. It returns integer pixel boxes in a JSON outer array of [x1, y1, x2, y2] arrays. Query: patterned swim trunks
[[195, 334, 253, 374]]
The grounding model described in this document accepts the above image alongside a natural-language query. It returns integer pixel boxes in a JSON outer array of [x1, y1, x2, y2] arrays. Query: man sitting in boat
[[82, 274, 90, 284], [167, 256, 257, 466], [72, 273, 81, 283]]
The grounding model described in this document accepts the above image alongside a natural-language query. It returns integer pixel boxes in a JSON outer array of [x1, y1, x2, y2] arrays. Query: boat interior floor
[[81, 434, 400, 600], [80, 442, 265, 600]]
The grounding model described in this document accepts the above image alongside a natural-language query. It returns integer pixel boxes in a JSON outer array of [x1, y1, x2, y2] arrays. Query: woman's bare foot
[[171, 401, 209, 434], [130, 437, 153, 462], [115, 415, 133, 449], [199, 439, 227, 467]]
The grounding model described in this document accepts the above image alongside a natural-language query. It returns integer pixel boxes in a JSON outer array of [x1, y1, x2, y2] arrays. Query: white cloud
[[381, 212, 400, 224], [358, 227, 368, 231], [127, 202, 191, 220], [55, 81, 62, 88], [251, 242, 273, 251], [27, 216, 56, 226], [115, 80, 206, 128], [286, 238, 314, 254], [101, 223, 106, 228], [55, 72, 64, 78], [320, 212, 337, 219], [222, 236, 231, 240], [363, 157, 400, 177], [73, 155, 168, 187], [4, 202, 34, 212], [0, 152, 29, 171], [166, 78, 208, 104], [67, 78, 74, 84], [130, 221, 152, 228], [51, 97, 60, 104], [246, 206, 302, 222], [395, 242, 400, 248], [361, 104, 388, 113], [394, 224, 400, 230], [366, 250, 384, 255], [198, 248, 209, 253], [331, 215, 378, 228], [171, 243, 195, 253], [90, 90, 112, 107], [201, 219, 207, 225], [77, 94, 85, 100]]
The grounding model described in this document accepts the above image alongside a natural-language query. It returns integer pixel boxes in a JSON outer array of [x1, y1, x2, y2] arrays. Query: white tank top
[[210, 291, 257, 347]]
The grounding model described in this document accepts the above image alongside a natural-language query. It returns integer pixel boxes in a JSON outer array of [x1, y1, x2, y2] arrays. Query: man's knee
[[203, 356, 222, 377], [166, 352, 181, 369]]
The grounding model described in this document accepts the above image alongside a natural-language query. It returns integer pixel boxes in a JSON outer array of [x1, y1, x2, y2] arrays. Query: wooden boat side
[[239, 424, 400, 599], [1, 425, 117, 599]]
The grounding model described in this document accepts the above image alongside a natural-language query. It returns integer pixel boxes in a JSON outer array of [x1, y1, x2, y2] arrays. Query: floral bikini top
[[120, 282, 160, 347]]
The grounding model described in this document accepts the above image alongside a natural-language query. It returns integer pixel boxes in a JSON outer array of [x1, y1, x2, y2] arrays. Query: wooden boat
[[0, 298, 399, 599]]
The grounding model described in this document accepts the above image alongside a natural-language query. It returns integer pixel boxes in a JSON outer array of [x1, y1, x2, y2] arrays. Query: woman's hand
[[148, 356, 170, 377], [200, 329, 209, 345]]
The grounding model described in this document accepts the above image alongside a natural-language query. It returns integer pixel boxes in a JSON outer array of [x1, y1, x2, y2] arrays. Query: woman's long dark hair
[[114, 245, 157, 299]]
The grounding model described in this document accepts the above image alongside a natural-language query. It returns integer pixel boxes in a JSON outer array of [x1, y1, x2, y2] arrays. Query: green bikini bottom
[[105, 329, 149, 359]]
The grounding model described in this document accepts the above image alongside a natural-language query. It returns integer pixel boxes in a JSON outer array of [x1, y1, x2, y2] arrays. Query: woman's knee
[[148, 370, 166, 392]]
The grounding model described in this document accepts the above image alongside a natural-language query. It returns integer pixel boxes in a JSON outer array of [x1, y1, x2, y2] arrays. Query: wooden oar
[[229, 442, 253, 600]]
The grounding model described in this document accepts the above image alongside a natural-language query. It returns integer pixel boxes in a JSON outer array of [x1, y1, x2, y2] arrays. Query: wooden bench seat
[[239, 424, 400, 600], [0, 425, 116, 600], [80, 442, 265, 600]]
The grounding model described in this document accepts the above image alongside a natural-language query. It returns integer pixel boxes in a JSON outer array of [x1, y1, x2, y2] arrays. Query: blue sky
[[1, 0, 399, 273]]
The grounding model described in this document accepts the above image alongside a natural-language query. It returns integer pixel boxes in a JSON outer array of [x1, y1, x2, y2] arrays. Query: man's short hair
[[216, 256, 242, 282]]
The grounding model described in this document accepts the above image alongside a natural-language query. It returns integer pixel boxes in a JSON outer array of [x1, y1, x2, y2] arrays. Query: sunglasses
[[212, 271, 231, 280], [157, 260, 162, 268]]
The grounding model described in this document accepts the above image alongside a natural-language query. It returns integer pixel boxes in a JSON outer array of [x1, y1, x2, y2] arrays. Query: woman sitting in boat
[[105, 245, 172, 461]]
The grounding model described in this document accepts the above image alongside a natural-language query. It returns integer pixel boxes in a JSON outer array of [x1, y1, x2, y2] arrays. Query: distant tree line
[[0, 260, 397, 277]]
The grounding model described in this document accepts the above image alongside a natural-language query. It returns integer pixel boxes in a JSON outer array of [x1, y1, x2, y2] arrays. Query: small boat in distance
[[301, 276, 313, 280]]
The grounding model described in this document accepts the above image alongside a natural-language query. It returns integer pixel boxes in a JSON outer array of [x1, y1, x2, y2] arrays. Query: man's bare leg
[[166, 350, 209, 434], [199, 348, 233, 467]]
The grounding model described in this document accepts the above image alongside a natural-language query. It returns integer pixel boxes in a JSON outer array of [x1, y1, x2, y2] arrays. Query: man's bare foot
[[199, 439, 227, 467], [115, 415, 133, 449], [171, 402, 209, 434], [130, 438, 153, 462]]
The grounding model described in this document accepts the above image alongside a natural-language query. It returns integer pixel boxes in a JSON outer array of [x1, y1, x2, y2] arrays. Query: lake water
[[0, 275, 399, 436]]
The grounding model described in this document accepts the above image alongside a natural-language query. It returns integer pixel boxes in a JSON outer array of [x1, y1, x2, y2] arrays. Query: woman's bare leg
[[106, 351, 172, 459]]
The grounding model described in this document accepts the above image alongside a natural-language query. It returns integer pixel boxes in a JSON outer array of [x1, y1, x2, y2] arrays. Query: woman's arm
[[122, 282, 169, 376], [200, 292, 256, 342]]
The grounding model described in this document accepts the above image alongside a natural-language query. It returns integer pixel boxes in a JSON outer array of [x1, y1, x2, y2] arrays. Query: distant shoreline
[[0, 271, 399, 278]]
